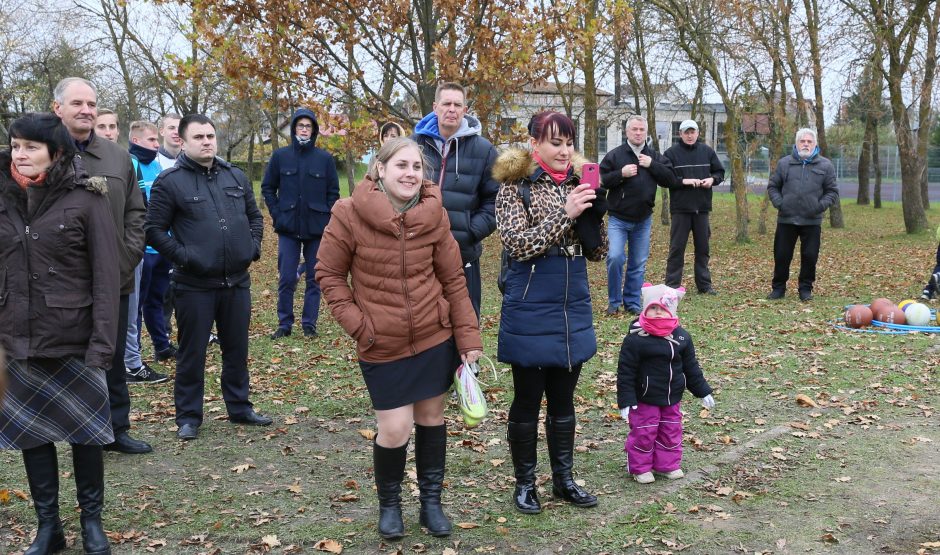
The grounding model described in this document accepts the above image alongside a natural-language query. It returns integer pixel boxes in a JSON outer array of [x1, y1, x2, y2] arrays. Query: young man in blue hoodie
[[262, 109, 340, 338], [413, 82, 499, 318]]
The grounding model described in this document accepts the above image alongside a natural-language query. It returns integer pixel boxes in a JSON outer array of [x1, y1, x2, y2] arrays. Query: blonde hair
[[129, 120, 158, 141], [368, 137, 428, 181]]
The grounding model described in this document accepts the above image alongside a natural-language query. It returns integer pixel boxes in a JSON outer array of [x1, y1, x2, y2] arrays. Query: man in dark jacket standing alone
[[600, 115, 677, 315], [663, 120, 725, 294], [145, 114, 271, 441], [53, 77, 153, 455], [413, 82, 499, 318], [767, 128, 839, 302], [261, 109, 339, 339]]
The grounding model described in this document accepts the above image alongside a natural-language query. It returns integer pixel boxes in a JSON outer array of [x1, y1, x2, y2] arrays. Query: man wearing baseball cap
[[662, 120, 725, 294]]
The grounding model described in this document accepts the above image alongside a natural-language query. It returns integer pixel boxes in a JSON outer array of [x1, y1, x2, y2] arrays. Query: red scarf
[[10, 162, 48, 190], [638, 304, 679, 337], [533, 152, 570, 184]]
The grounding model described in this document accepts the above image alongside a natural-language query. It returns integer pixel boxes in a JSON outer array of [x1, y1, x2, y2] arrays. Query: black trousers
[[463, 258, 481, 320], [173, 286, 253, 426], [772, 223, 821, 293], [665, 212, 712, 291], [107, 294, 131, 436], [508, 364, 582, 422]]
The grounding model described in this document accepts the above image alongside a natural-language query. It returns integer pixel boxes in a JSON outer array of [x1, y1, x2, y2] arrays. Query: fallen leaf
[[314, 538, 343, 553], [231, 463, 255, 474], [821, 533, 839, 544], [833, 476, 851, 483], [796, 394, 818, 408], [358, 429, 376, 441], [456, 522, 480, 529], [261, 535, 281, 548], [489, 459, 505, 467]]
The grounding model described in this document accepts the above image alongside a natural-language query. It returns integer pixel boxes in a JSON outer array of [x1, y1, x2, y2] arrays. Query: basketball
[[870, 298, 894, 315], [874, 304, 906, 325], [898, 299, 916, 311], [844, 305, 873, 328], [904, 302, 932, 326]]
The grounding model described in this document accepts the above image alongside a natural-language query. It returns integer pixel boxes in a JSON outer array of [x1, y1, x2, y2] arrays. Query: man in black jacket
[[600, 115, 676, 315], [145, 114, 271, 441], [663, 120, 725, 294], [413, 82, 499, 318]]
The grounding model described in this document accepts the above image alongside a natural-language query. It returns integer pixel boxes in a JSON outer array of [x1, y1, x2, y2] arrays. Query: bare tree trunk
[[857, 128, 871, 205], [917, 1, 939, 210], [872, 133, 882, 208]]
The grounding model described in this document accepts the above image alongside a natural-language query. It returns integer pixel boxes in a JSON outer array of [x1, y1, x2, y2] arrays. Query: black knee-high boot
[[544, 415, 597, 508], [72, 444, 111, 555], [22, 443, 66, 555], [507, 421, 541, 514], [414, 424, 451, 537], [373, 440, 407, 539]]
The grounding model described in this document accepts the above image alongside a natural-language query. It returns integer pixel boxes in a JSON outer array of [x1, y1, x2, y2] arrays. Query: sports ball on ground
[[870, 298, 894, 316], [898, 299, 916, 311], [874, 304, 906, 325], [844, 305, 873, 328], [903, 302, 932, 326]]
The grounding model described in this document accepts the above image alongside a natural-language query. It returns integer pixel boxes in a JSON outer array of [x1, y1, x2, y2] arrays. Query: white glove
[[701, 394, 715, 409], [620, 406, 636, 420]]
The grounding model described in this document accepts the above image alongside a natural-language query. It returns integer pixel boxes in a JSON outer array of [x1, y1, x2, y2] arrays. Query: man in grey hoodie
[[766, 128, 839, 302], [413, 82, 499, 318]]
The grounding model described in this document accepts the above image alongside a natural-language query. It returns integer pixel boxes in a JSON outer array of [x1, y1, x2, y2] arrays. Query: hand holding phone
[[582, 163, 600, 189]]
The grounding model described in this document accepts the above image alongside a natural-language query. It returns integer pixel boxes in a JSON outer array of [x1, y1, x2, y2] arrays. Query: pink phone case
[[582, 163, 600, 189]]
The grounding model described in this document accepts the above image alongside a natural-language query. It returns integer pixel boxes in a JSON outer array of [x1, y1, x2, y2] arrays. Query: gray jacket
[[767, 152, 839, 226]]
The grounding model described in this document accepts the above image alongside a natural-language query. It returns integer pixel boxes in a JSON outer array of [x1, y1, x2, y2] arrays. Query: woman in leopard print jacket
[[493, 110, 608, 516]]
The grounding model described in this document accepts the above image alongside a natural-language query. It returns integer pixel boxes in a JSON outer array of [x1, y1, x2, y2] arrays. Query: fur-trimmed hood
[[492, 147, 589, 183]]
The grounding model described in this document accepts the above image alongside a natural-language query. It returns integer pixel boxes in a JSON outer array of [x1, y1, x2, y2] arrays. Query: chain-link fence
[[737, 145, 940, 183]]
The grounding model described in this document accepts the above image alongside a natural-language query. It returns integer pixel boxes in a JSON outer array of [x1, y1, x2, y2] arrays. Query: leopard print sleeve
[[496, 180, 573, 261]]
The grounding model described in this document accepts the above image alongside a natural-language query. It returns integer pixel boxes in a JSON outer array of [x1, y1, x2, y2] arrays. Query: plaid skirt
[[0, 357, 114, 450]]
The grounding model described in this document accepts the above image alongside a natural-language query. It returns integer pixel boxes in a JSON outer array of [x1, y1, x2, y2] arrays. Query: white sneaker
[[633, 471, 655, 484], [655, 469, 685, 480]]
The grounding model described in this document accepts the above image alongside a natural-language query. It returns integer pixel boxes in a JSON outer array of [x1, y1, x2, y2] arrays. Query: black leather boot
[[507, 421, 541, 514], [22, 443, 66, 555], [414, 424, 451, 537], [72, 444, 111, 555], [544, 415, 597, 508], [373, 440, 407, 539]]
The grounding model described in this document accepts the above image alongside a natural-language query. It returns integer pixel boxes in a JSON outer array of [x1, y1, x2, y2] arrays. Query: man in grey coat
[[766, 128, 839, 302]]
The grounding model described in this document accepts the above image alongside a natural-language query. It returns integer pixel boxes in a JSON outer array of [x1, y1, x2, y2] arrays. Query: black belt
[[544, 244, 583, 257]]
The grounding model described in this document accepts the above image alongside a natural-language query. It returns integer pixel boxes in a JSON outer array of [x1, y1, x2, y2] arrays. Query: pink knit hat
[[640, 283, 686, 318]]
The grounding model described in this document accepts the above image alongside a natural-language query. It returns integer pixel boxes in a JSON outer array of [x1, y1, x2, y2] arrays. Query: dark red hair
[[527, 110, 575, 143]]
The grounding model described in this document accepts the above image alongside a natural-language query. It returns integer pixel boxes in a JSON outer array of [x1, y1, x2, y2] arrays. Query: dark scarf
[[130, 142, 158, 164]]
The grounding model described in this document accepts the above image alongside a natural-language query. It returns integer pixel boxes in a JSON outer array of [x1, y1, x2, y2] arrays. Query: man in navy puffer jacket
[[262, 108, 340, 339]]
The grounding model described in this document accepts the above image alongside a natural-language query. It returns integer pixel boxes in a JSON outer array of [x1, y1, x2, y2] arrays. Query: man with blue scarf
[[767, 128, 839, 301]]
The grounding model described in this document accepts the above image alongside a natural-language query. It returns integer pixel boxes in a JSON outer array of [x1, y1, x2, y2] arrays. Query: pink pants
[[624, 401, 683, 474]]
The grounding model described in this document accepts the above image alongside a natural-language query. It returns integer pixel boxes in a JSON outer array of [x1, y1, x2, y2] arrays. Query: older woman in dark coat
[[0, 113, 119, 555]]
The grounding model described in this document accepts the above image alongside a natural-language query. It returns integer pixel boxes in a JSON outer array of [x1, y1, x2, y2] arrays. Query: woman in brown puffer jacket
[[316, 137, 483, 540]]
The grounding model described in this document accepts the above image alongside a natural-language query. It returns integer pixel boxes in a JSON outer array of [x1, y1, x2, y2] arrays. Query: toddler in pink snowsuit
[[617, 283, 715, 484]]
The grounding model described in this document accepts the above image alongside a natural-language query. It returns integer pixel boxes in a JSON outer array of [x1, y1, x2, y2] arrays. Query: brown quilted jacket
[[316, 176, 482, 363]]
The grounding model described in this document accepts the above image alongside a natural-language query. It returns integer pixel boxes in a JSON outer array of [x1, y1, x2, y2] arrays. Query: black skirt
[[360, 338, 460, 410], [0, 357, 113, 450]]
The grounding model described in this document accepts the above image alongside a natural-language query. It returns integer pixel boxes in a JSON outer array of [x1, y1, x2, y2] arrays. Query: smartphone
[[582, 163, 600, 189]]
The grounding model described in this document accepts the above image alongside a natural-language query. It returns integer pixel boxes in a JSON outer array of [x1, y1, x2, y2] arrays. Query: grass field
[[1, 191, 939, 554]]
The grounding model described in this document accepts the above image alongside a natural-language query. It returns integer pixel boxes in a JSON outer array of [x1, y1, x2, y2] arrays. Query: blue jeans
[[606, 214, 652, 312], [140, 252, 172, 352], [277, 235, 322, 331]]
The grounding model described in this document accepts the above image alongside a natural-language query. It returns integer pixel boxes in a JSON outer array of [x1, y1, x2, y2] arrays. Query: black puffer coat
[[617, 322, 712, 408]]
